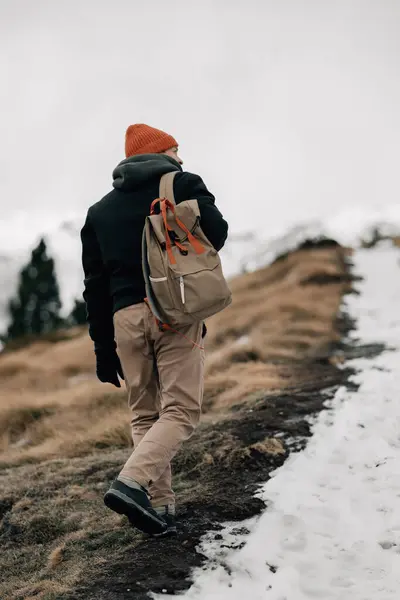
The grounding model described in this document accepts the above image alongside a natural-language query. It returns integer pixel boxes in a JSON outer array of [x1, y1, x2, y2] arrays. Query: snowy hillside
[[1, 235, 400, 599], [1, 205, 400, 333], [157, 244, 400, 600]]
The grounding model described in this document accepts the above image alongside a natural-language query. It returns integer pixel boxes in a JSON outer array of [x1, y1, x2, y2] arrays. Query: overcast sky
[[1, 0, 400, 239]]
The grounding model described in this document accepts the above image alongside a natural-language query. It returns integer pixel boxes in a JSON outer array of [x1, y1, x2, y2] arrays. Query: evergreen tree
[[7, 238, 63, 340], [68, 298, 87, 326]]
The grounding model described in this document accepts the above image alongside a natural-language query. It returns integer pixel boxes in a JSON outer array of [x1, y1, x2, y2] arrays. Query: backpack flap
[[168, 200, 200, 242], [159, 172, 201, 241], [149, 201, 201, 246]]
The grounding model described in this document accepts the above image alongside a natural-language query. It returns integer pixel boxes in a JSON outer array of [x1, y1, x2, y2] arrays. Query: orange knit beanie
[[125, 124, 178, 158]]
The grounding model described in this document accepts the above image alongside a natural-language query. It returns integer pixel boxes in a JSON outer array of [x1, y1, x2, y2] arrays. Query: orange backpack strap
[[159, 171, 178, 204]]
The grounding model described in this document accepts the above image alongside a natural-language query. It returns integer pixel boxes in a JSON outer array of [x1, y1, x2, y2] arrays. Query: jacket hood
[[112, 154, 182, 191]]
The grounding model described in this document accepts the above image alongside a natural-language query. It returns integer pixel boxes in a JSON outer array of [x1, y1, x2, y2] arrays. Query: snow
[[236, 204, 400, 273], [155, 243, 400, 599]]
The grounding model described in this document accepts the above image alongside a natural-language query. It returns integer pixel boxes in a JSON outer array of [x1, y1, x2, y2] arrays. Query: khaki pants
[[113, 303, 205, 507]]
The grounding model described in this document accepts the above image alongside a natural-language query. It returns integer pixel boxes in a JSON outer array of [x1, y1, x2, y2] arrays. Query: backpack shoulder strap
[[159, 171, 178, 205]]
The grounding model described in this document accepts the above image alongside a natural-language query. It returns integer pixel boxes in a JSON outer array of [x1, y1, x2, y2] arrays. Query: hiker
[[81, 124, 228, 536]]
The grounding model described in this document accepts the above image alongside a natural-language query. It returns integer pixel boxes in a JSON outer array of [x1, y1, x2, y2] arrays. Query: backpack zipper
[[179, 276, 186, 304]]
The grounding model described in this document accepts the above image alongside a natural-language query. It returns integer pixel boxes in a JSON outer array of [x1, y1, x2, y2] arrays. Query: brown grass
[[0, 244, 352, 600], [250, 437, 286, 455], [48, 545, 65, 569], [0, 246, 349, 467]]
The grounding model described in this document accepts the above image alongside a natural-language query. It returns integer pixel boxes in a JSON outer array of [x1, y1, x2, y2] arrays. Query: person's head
[[124, 124, 183, 165], [162, 145, 182, 165]]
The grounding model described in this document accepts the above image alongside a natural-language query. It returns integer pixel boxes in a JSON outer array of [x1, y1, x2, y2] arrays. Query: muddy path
[[0, 245, 359, 600], [61, 364, 352, 600]]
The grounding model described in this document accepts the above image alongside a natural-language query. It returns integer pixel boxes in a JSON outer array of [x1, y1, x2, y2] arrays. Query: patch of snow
[[234, 335, 250, 347], [156, 242, 400, 599]]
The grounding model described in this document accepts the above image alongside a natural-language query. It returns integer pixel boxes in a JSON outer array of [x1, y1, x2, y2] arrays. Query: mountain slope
[[167, 243, 400, 600], [0, 243, 351, 600]]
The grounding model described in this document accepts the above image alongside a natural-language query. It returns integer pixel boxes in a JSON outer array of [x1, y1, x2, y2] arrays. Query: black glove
[[95, 347, 124, 388]]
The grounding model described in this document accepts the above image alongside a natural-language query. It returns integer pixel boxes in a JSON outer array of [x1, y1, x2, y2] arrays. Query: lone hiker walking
[[81, 124, 228, 535]]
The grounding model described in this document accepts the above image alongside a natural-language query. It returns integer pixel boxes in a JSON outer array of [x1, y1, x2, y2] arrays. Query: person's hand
[[95, 348, 124, 387]]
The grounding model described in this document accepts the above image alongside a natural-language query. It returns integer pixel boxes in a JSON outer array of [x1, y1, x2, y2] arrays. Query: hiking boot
[[104, 479, 167, 535], [152, 505, 177, 538]]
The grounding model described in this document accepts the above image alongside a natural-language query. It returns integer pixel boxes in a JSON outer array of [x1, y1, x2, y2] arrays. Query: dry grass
[[0, 246, 349, 467], [203, 246, 349, 410], [0, 244, 352, 600], [0, 451, 146, 600], [250, 437, 286, 455]]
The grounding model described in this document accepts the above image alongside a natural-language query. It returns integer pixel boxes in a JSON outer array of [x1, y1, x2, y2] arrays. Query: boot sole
[[152, 527, 177, 538], [104, 489, 167, 535]]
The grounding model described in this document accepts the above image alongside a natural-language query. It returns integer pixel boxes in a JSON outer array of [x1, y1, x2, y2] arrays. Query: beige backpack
[[142, 172, 232, 328]]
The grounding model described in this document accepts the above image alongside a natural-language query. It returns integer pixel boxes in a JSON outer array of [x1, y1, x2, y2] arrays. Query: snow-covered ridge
[[226, 204, 400, 274], [1, 204, 400, 332], [154, 245, 400, 599]]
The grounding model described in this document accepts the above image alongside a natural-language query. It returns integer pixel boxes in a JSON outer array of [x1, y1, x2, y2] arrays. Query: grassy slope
[[0, 245, 351, 600]]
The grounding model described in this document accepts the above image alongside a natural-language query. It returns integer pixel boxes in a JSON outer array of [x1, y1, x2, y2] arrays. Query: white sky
[[1, 0, 400, 238]]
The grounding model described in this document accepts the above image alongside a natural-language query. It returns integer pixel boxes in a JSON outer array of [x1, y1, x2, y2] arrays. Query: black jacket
[[81, 154, 228, 351]]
